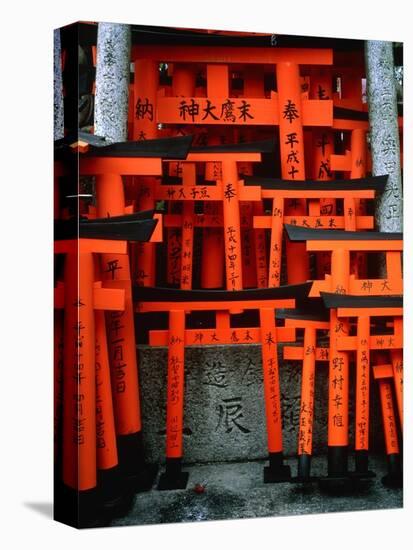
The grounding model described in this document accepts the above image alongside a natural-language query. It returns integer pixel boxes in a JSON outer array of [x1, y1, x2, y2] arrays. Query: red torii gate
[[285, 225, 403, 297], [132, 45, 334, 284], [78, 136, 191, 487], [243, 176, 387, 287], [54, 212, 160, 525], [131, 46, 333, 127], [320, 292, 402, 483], [157, 142, 270, 290], [277, 307, 330, 482], [285, 224, 403, 489], [134, 283, 311, 489], [54, 237, 126, 521]]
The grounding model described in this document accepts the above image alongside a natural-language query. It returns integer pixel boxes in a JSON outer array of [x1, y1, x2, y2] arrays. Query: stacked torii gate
[[54, 213, 159, 526], [372, 362, 403, 488], [132, 44, 334, 284], [54, 134, 192, 525], [156, 141, 273, 290], [244, 175, 387, 287], [320, 292, 403, 484], [277, 307, 330, 482], [134, 283, 311, 489], [285, 224, 403, 489], [78, 135, 192, 485]]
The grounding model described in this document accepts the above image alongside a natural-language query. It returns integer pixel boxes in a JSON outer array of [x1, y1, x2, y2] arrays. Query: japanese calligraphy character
[[179, 99, 200, 122], [220, 99, 236, 122], [237, 100, 254, 121], [135, 97, 154, 121], [216, 397, 250, 433], [202, 99, 219, 121], [282, 99, 299, 123], [285, 132, 299, 148], [224, 183, 236, 202]]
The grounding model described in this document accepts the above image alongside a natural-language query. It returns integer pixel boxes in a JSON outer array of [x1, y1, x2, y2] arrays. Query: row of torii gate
[[54, 36, 403, 526]]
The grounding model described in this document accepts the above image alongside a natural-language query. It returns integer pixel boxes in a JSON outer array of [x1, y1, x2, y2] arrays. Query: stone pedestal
[[138, 344, 384, 464]]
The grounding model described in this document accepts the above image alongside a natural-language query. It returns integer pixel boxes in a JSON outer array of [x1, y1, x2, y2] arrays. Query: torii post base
[[117, 432, 158, 492], [349, 450, 376, 481], [158, 458, 189, 491], [382, 454, 403, 489], [54, 483, 103, 529], [96, 466, 135, 520], [290, 455, 318, 484], [318, 446, 354, 492], [264, 452, 291, 483]]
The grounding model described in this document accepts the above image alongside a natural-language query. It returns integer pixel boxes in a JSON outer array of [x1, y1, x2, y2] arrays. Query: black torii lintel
[[133, 282, 312, 303], [243, 174, 388, 192], [284, 224, 403, 242], [320, 292, 403, 310]]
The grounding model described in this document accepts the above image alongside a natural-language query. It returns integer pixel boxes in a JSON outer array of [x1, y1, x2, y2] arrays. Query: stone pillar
[[365, 41, 402, 232], [53, 29, 64, 140], [94, 23, 131, 143]]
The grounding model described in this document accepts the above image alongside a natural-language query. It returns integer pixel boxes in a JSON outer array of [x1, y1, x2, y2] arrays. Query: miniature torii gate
[[78, 135, 191, 485], [372, 362, 403, 488], [54, 237, 126, 513], [320, 292, 402, 482], [162, 192, 267, 289], [156, 142, 272, 290], [134, 283, 312, 489], [132, 44, 334, 283], [243, 176, 387, 287], [277, 308, 330, 482], [284, 225, 403, 297], [54, 213, 159, 523], [285, 224, 402, 488]]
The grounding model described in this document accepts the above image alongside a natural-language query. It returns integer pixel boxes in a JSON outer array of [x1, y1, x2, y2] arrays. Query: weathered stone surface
[[53, 29, 64, 141], [109, 454, 402, 527], [138, 345, 384, 464], [365, 41, 402, 232], [94, 23, 131, 143]]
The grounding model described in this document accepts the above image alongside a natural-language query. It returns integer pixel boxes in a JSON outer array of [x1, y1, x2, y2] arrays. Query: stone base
[[137, 344, 384, 465]]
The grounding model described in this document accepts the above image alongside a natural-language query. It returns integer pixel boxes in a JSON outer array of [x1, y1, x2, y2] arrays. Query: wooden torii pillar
[[244, 175, 387, 287], [78, 136, 190, 487], [134, 283, 311, 489], [133, 59, 194, 287], [285, 224, 403, 489], [308, 69, 336, 277], [131, 56, 162, 286], [308, 56, 371, 234], [203, 135, 226, 289], [238, 66, 268, 288], [277, 308, 330, 482], [156, 142, 270, 290], [321, 292, 402, 482], [372, 363, 403, 488], [166, 63, 198, 287], [331, 110, 370, 277]]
